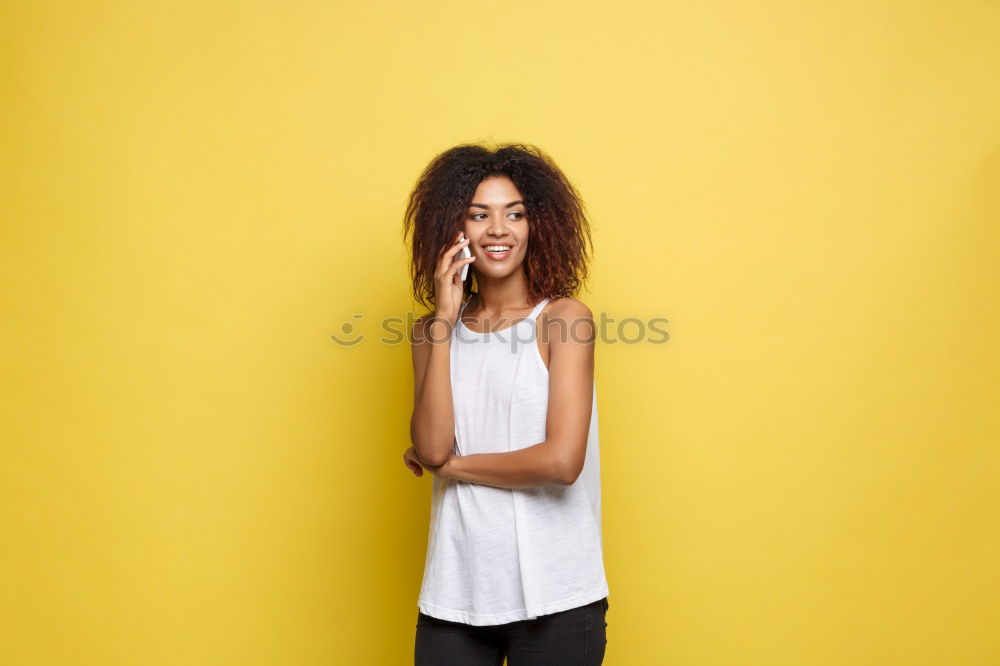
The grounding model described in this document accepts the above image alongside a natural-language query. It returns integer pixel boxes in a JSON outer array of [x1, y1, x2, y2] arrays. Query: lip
[[481, 244, 513, 261]]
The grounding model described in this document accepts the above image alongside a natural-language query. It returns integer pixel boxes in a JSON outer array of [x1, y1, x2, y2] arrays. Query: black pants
[[414, 597, 608, 666]]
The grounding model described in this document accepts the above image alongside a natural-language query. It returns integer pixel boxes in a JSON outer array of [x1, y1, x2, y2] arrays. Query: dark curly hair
[[402, 142, 594, 313]]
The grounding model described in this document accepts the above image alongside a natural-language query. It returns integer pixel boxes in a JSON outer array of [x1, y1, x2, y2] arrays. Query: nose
[[487, 214, 510, 237]]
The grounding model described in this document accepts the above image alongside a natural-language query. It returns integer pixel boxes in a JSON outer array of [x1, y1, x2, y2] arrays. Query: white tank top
[[417, 295, 609, 626]]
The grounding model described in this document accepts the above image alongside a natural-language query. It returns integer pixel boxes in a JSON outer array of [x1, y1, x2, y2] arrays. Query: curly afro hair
[[402, 142, 594, 312]]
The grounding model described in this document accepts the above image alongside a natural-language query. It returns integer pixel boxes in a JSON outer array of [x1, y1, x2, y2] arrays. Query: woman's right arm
[[409, 314, 458, 467], [410, 231, 475, 467]]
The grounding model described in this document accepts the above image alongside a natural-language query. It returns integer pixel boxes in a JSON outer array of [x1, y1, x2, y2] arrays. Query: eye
[[469, 211, 525, 220]]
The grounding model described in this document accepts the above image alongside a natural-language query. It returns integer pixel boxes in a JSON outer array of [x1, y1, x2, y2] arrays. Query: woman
[[402, 143, 609, 666]]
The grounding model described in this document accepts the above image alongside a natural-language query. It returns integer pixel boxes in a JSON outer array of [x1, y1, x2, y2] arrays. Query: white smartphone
[[459, 234, 472, 281]]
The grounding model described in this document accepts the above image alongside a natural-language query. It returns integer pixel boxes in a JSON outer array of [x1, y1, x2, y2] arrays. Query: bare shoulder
[[540, 297, 595, 343], [547, 296, 592, 320]]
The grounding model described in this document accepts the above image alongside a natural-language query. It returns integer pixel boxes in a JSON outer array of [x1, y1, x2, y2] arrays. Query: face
[[463, 175, 529, 279]]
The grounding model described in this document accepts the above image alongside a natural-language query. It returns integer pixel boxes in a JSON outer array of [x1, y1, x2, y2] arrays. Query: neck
[[470, 268, 535, 314]]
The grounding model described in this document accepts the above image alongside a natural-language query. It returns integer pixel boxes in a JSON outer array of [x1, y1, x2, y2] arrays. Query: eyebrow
[[469, 200, 524, 210]]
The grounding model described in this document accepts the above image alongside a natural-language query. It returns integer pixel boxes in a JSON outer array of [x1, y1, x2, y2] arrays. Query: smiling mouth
[[482, 245, 513, 259]]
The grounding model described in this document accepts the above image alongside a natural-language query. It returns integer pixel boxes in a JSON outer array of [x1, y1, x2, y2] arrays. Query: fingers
[[444, 255, 476, 283], [437, 233, 471, 268], [404, 449, 425, 476], [446, 246, 476, 271], [438, 256, 476, 284], [438, 232, 466, 258]]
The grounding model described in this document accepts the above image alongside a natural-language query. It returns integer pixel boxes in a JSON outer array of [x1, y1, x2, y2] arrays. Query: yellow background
[[2, 1, 998, 664]]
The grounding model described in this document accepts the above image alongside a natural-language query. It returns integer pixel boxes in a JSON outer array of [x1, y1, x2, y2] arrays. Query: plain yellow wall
[[2, 1, 998, 664]]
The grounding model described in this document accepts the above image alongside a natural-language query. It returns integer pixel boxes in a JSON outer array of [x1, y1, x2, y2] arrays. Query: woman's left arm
[[434, 299, 596, 489]]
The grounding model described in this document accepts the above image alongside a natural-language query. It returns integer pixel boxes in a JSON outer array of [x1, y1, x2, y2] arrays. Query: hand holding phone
[[433, 231, 476, 324]]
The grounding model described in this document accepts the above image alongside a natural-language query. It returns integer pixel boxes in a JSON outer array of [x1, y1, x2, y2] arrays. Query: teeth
[[485, 246, 511, 252]]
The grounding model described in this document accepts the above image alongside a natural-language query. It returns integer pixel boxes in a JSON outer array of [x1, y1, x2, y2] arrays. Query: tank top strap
[[527, 297, 552, 321], [458, 294, 551, 323]]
